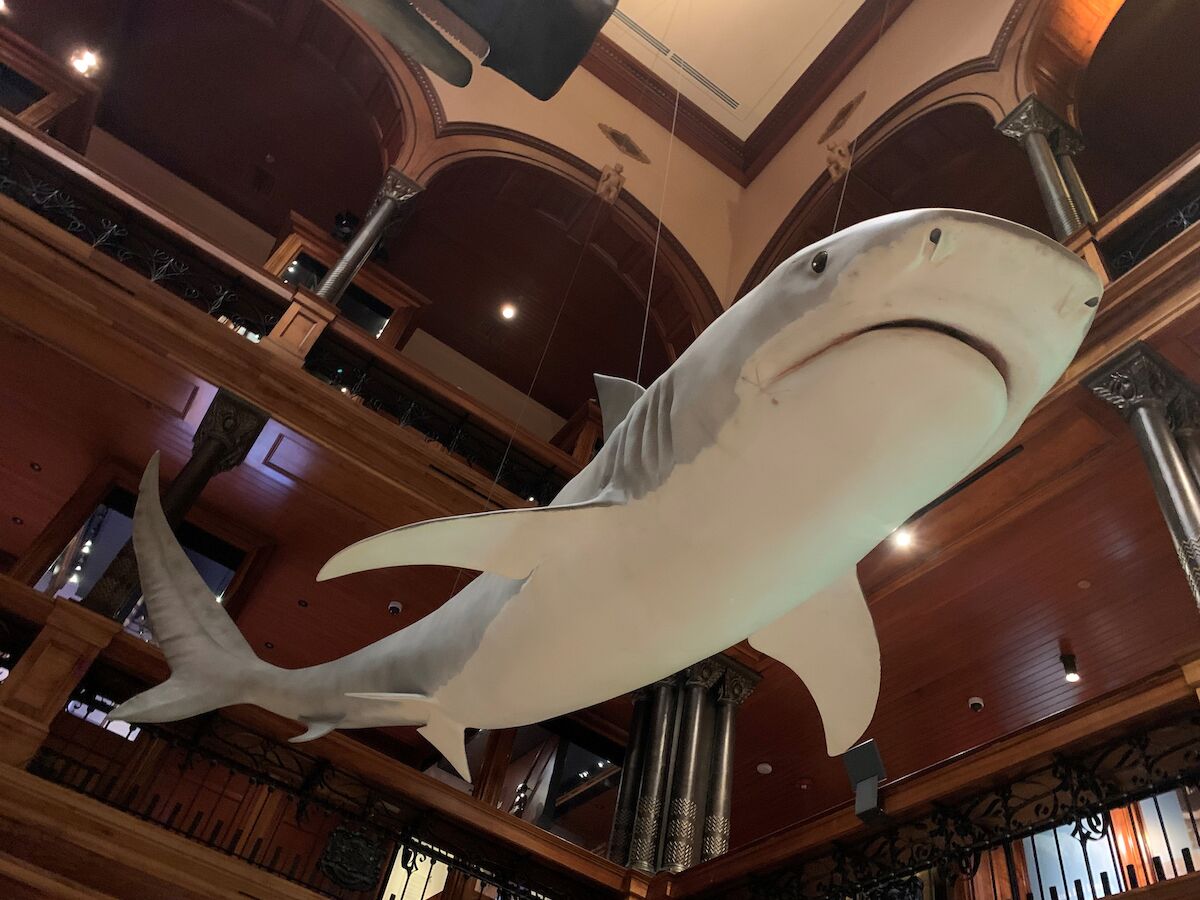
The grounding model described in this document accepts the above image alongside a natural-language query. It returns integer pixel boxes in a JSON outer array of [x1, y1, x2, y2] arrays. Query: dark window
[[0, 61, 46, 115], [281, 252, 395, 338]]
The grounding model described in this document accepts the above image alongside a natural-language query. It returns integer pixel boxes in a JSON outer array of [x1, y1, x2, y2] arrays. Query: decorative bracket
[[997, 95, 1085, 155], [1084, 342, 1200, 426], [195, 389, 269, 473]]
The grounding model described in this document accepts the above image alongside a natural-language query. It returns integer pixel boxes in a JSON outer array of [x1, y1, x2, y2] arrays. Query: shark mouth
[[768, 319, 1009, 392], [864, 320, 1010, 390]]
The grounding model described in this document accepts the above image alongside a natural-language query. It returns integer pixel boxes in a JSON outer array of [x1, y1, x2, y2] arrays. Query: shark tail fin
[[110, 454, 265, 725], [345, 692, 471, 782]]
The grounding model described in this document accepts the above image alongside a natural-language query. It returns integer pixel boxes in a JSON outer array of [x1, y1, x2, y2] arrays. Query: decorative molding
[[738, 0, 1032, 297], [1084, 342, 1176, 415], [373, 167, 424, 208], [997, 93, 1078, 146], [579, 0, 918, 186], [195, 388, 270, 473]]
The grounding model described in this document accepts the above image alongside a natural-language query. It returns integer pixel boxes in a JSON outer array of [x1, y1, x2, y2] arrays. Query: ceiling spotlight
[[68, 573, 80, 584], [500, 303, 517, 320], [69, 48, 101, 78], [756, 762, 773, 775], [1061, 653, 1081, 683], [891, 527, 913, 548], [0, 1, 10, 15]]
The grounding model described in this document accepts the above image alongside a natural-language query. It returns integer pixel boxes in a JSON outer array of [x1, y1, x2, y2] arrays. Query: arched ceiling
[[9, 0, 398, 236], [387, 158, 675, 416], [744, 102, 1052, 293], [1075, 0, 1200, 215]]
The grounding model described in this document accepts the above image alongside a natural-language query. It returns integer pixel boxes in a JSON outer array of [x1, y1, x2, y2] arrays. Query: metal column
[[84, 390, 268, 620], [628, 675, 679, 874], [1088, 345, 1200, 607], [314, 169, 421, 304], [662, 661, 721, 873], [998, 96, 1085, 241], [700, 667, 756, 862], [607, 687, 653, 864]]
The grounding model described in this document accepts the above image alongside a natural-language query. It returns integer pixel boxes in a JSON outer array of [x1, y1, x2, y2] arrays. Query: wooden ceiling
[[9, 0, 393, 238], [387, 159, 674, 416], [1074, 0, 1200, 216]]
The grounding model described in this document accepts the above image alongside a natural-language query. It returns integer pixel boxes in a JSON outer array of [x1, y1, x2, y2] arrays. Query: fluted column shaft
[[998, 96, 1085, 241], [315, 169, 421, 305], [1057, 151, 1098, 225], [628, 676, 678, 874], [608, 687, 653, 864], [662, 661, 720, 873], [1088, 346, 1200, 608], [701, 669, 755, 862]]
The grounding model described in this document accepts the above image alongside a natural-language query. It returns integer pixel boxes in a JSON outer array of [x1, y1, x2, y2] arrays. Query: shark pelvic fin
[[748, 568, 881, 757], [344, 692, 471, 781], [290, 718, 343, 744], [594, 374, 646, 441], [318, 499, 616, 582]]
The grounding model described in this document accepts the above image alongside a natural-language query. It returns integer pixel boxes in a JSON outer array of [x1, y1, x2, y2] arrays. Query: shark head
[[668, 209, 1102, 472]]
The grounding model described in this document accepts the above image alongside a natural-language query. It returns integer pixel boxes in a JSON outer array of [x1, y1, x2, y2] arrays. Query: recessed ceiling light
[[0, 2, 10, 15], [10, 516, 22, 525], [69, 48, 101, 77], [29, 461, 41, 471], [500, 303, 517, 320], [1077, 579, 1091, 590], [756, 762, 773, 775], [891, 527, 913, 548]]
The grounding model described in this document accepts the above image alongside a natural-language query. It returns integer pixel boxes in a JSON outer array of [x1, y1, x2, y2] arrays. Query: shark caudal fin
[[110, 454, 265, 725]]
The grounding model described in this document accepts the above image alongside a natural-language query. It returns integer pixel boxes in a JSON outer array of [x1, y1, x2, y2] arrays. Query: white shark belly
[[435, 327, 1009, 728]]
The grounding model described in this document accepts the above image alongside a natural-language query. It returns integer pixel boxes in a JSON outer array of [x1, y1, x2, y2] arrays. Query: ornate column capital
[[370, 168, 423, 214], [684, 658, 724, 690], [1084, 343, 1193, 420], [195, 389, 270, 473], [997, 95, 1082, 154]]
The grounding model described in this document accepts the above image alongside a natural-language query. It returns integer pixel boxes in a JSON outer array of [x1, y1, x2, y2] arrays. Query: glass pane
[[0, 61, 47, 115], [281, 252, 394, 338], [34, 486, 245, 642]]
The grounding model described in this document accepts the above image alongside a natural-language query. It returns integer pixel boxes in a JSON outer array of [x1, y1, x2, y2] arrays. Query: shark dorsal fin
[[595, 374, 646, 441]]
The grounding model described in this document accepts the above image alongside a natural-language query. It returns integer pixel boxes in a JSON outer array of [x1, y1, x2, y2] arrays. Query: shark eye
[[811, 250, 828, 274]]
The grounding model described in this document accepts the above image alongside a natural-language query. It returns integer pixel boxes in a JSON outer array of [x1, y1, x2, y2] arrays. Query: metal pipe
[[314, 169, 421, 305], [1023, 130, 1084, 240], [1057, 152, 1098, 225], [607, 687, 652, 864], [1130, 402, 1200, 606], [662, 663, 719, 872], [701, 686, 736, 862], [628, 675, 678, 873]]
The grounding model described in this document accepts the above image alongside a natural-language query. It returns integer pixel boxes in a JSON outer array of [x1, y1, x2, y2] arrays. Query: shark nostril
[[811, 251, 828, 274], [1085, 296, 1100, 308], [929, 228, 942, 245]]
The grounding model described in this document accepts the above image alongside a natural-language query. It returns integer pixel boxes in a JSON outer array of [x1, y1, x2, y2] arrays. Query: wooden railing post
[[0, 598, 120, 766], [262, 287, 338, 364]]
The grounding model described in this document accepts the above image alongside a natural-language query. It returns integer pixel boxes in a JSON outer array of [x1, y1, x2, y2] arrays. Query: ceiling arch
[[740, 99, 1051, 295]]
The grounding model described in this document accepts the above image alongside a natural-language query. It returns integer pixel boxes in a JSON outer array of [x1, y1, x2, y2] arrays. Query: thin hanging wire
[[635, 0, 689, 385], [831, 0, 890, 235]]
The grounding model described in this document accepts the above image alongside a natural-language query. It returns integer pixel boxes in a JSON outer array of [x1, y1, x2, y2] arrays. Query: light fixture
[[74, 564, 82, 571], [1061, 653, 1080, 683], [0, 1, 10, 16], [891, 527, 913, 548], [500, 303, 517, 320], [756, 762, 773, 775], [68, 573, 80, 584], [69, 48, 101, 78], [81, 544, 91, 554]]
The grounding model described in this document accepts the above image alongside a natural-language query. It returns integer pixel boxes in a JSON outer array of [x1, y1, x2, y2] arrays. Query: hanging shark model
[[340, 0, 617, 100], [113, 209, 1103, 780]]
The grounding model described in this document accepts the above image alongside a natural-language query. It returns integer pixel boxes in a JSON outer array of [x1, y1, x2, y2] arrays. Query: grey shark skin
[[340, 0, 617, 100], [113, 210, 1103, 781]]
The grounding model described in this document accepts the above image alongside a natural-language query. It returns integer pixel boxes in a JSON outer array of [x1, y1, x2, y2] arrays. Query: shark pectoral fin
[[318, 499, 617, 581], [345, 692, 471, 782], [290, 717, 343, 744], [595, 374, 646, 441], [339, 0, 474, 87], [748, 569, 880, 757]]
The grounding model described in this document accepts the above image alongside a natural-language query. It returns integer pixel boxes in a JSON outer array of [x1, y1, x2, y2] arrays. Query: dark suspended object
[[340, 0, 618, 100]]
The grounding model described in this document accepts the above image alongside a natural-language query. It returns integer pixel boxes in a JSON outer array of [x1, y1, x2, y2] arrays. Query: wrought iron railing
[[29, 663, 601, 900], [305, 332, 569, 506], [744, 712, 1200, 900], [1099, 148, 1200, 278], [0, 126, 285, 339]]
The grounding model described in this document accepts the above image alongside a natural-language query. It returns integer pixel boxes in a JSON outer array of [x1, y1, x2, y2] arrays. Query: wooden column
[[472, 728, 517, 808], [0, 598, 121, 766], [262, 287, 337, 364]]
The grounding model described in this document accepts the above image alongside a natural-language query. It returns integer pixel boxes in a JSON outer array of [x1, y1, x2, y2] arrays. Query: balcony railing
[[0, 109, 582, 513], [1094, 139, 1200, 280]]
